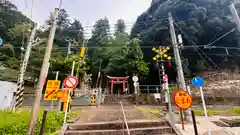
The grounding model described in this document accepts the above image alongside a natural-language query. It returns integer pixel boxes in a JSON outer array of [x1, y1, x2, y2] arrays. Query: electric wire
[[174, 22, 219, 69], [10, 45, 240, 49], [30, 0, 35, 19], [205, 28, 236, 48]]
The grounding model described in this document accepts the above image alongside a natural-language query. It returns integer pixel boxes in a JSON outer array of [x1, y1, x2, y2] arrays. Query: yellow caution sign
[[44, 80, 61, 100], [60, 88, 73, 103]]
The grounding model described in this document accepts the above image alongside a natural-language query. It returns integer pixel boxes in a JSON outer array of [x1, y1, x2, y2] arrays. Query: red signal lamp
[[167, 62, 172, 68]]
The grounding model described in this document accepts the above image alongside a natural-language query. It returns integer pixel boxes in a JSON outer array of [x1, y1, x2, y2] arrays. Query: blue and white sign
[[192, 77, 205, 87], [0, 38, 3, 46]]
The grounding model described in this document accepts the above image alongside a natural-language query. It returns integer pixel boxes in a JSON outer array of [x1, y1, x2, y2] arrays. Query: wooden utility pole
[[14, 24, 37, 109], [27, 8, 59, 135], [229, 3, 240, 33], [168, 13, 191, 121]]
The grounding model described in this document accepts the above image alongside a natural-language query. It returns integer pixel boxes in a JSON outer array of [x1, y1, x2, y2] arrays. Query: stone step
[[68, 120, 169, 130], [65, 126, 174, 135]]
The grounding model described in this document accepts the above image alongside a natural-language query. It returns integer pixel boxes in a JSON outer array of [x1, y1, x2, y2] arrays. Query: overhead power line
[[10, 45, 240, 50], [174, 23, 219, 69]]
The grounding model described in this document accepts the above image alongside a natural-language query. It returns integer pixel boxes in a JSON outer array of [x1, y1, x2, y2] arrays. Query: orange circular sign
[[174, 90, 192, 110]]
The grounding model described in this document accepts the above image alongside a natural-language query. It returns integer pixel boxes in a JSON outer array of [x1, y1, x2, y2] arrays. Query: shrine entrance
[[106, 76, 129, 95]]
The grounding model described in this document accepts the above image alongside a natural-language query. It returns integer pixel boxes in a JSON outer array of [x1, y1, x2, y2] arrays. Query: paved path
[[74, 105, 151, 124], [174, 115, 240, 135]]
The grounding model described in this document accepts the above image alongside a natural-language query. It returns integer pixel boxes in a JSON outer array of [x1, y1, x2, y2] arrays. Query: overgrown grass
[[0, 108, 79, 135], [136, 107, 161, 114], [193, 107, 240, 116], [136, 107, 164, 120]]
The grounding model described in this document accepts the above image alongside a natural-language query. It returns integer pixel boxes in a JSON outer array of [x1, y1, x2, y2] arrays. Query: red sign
[[174, 90, 192, 110], [64, 76, 78, 88], [44, 89, 56, 99]]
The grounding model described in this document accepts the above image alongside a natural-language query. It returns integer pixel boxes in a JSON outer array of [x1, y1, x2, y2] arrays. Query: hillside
[[0, 1, 149, 88], [131, 0, 240, 84]]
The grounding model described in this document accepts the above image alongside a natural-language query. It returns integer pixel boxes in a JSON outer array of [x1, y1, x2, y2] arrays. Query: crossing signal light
[[167, 62, 172, 68]]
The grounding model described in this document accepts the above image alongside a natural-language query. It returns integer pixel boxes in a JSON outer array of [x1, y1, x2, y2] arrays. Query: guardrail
[[120, 101, 130, 135]]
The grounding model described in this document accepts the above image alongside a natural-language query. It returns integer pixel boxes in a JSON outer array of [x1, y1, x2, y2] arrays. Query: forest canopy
[[0, 0, 240, 86]]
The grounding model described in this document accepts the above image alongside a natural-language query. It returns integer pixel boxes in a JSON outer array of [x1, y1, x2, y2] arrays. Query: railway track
[[61, 102, 178, 135]]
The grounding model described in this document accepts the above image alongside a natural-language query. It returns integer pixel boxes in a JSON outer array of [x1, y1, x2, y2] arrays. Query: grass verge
[[136, 107, 164, 120], [0, 108, 80, 135], [193, 107, 240, 116]]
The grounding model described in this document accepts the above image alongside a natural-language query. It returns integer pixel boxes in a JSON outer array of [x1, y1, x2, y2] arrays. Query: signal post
[[152, 46, 172, 112]]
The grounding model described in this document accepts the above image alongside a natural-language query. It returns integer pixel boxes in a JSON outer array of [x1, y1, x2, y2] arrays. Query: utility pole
[[168, 13, 191, 122], [27, 8, 59, 135], [76, 39, 85, 79], [229, 3, 240, 33], [14, 24, 37, 109], [65, 38, 73, 58]]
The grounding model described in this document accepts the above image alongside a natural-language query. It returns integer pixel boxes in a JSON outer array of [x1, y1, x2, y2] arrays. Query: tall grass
[[0, 109, 78, 135]]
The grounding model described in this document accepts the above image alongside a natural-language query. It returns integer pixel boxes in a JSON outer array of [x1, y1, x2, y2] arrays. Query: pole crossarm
[[152, 46, 172, 61]]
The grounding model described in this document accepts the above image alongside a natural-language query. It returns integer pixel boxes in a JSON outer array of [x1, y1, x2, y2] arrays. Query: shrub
[[0, 109, 78, 135]]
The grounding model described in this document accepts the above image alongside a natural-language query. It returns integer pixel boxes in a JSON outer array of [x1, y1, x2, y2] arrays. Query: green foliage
[[0, 109, 78, 135], [132, 0, 240, 75], [0, 1, 86, 83], [115, 19, 127, 36], [193, 107, 240, 116]]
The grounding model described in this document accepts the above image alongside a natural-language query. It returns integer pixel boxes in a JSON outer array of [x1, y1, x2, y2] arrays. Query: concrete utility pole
[[229, 3, 240, 33], [27, 8, 59, 135], [14, 24, 38, 109], [168, 13, 191, 121], [65, 37, 73, 58]]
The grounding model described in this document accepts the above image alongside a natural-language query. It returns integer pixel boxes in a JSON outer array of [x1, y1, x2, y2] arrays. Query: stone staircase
[[103, 94, 133, 105], [64, 120, 176, 135]]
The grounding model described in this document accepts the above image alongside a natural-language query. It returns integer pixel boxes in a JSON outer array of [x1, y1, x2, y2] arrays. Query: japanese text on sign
[[44, 80, 61, 100], [174, 90, 192, 110]]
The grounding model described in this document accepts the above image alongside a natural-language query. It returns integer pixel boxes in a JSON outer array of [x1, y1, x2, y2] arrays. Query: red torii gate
[[107, 75, 129, 94]]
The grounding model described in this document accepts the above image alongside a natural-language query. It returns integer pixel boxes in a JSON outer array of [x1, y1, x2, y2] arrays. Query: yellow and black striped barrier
[[91, 95, 96, 105]]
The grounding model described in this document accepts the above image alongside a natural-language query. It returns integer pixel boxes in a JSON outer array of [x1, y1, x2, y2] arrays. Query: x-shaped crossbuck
[[152, 46, 172, 61]]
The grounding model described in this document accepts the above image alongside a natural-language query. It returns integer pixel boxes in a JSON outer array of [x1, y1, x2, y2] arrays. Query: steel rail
[[120, 101, 130, 135]]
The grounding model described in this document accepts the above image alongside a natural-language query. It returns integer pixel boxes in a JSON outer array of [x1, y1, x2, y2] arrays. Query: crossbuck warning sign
[[152, 46, 172, 61], [44, 80, 61, 100]]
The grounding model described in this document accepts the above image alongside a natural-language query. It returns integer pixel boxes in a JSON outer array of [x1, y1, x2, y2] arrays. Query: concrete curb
[[166, 114, 183, 135], [59, 124, 68, 135], [69, 112, 84, 123], [59, 112, 84, 134]]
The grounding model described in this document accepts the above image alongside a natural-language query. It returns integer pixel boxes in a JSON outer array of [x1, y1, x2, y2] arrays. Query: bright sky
[[10, 0, 151, 37]]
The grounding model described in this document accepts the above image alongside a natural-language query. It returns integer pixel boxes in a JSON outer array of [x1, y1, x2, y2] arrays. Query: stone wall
[[191, 80, 240, 98]]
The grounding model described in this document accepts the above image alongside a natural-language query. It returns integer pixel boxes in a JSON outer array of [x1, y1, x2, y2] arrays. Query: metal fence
[[22, 93, 92, 106], [139, 84, 177, 94], [139, 85, 161, 94], [22, 88, 107, 106]]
